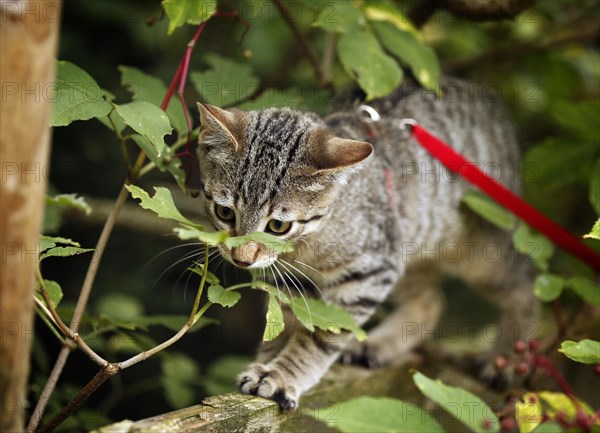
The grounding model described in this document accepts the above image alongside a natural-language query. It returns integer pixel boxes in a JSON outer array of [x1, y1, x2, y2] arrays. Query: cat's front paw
[[237, 363, 299, 411]]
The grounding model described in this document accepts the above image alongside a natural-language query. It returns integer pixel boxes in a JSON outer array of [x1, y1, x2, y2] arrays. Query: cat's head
[[197, 103, 373, 269]]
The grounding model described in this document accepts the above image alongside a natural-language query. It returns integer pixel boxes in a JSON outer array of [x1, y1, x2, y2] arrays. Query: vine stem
[[272, 0, 328, 87], [36, 245, 213, 433], [27, 186, 129, 432]]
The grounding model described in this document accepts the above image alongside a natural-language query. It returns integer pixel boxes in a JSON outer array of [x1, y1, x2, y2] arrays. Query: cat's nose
[[232, 258, 252, 268], [231, 242, 261, 268]]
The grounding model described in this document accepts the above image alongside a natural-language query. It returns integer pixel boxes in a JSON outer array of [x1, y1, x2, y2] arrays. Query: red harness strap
[[409, 123, 600, 273]]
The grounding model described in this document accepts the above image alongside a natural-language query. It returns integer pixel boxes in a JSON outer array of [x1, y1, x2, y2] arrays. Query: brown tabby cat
[[196, 78, 537, 410]]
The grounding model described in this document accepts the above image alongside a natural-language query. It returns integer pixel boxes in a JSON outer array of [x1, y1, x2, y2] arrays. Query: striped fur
[[197, 79, 537, 409]]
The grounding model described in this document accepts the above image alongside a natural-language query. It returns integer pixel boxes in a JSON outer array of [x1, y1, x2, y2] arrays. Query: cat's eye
[[215, 205, 235, 222], [266, 219, 292, 235]]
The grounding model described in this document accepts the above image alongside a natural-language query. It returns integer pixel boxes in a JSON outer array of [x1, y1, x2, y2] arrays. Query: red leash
[[406, 122, 600, 273]]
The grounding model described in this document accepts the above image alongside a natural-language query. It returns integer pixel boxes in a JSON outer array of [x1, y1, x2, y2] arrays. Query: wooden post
[[0, 1, 61, 431]]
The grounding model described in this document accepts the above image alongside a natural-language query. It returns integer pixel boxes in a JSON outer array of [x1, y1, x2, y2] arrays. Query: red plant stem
[[161, 56, 184, 111], [533, 354, 575, 396]]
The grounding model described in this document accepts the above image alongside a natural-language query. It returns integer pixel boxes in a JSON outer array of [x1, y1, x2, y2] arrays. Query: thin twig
[[36, 246, 213, 433], [27, 186, 129, 431], [272, 0, 328, 87], [321, 32, 337, 86]]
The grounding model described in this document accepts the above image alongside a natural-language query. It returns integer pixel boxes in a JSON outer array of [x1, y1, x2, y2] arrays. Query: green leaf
[[584, 219, 600, 240], [50, 61, 112, 126], [413, 371, 499, 433], [126, 185, 202, 229], [46, 193, 91, 215], [462, 190, 516, 230], [372, 21, 440, 92], [225, 231, 293, 254], [114, 101, 172, 157], [208, 285, 241, 308], [119, 66, 187, 133], [533, 274, 565, 302], [363, 0, 417, 34], [566, 276, 599, 305], [523, 138, 599, 189], [513, 223, 554, 272], [39, 235, 80, 253], [538, 391, 595, 418], [162, 0, 216, 35], [559, 339, 600, 364], [40, 246, 94, 261], [337, 30, 403, 100], [191, 54, 259, 107], [515, 394, 542, 433], [263, 290, 285, 341], [187, 266, 220, 285], [590, 159, 600, 215], [130, 134, 187, 191], [174, 226, 228, 245], [552, 101, 600, 141], [162, 353, 199, 408], [289, 297, 367, 341], [96, 293, 144, 322], [307, 396, 444, 433], [313, 0, 366, 34], [35, 280, 63, 309]]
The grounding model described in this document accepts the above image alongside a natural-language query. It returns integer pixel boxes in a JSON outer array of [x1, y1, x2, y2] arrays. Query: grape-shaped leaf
[[51, 61, 112, 126], [119, 66, 187, 133], [130, 135, 186, 191], [174, 226, 228, 245], [39, 235, 80, 253], [191, 54, 259, 107], [337, 30, 403, 100], [263, 290, 285, 341], [114, 101, 172, 157], [372, 21, 440, 92], [208, 285, 241, 308], [289, 297, 367, 341], [513, 223, 554, 272], [584, 219, 600, 240], [559, 339, 600, 364], [46, 193, 91, 215], [567, 276, 599, 305], [307, 396, 444, 433], [225, 231, 292, 254], [462, 190, 516, 230], [126, 185, 202, 229], [35, 280, 63, 309], [313, 0, 366, 34], [363, 0, 417, 34], [413, 371, 499, 433], [162, 0, 216, 35], [533, 274, 564, 302]]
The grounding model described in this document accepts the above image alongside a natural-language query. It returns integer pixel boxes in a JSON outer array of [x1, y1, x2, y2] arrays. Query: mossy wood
[[94, 362, 498, 433]]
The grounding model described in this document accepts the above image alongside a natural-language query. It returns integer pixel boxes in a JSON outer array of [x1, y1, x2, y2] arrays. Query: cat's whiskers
[[153, 249, 206, 290], [143, 242, 203, 270], [277, 261, 313, 324], [279, 259, 324, 298], [273, 262, 296, 312]]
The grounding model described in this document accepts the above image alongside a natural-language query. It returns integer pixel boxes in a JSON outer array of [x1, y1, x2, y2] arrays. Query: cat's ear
[[308, 130, 373, 174], [197, 102, 248, 152]]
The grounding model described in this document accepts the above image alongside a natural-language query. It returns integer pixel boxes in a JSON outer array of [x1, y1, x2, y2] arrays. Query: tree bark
[[0, 1, 61, 431]]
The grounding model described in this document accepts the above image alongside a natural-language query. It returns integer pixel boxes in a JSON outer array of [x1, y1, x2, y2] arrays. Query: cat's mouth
[[219, 242, 277, 269]]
